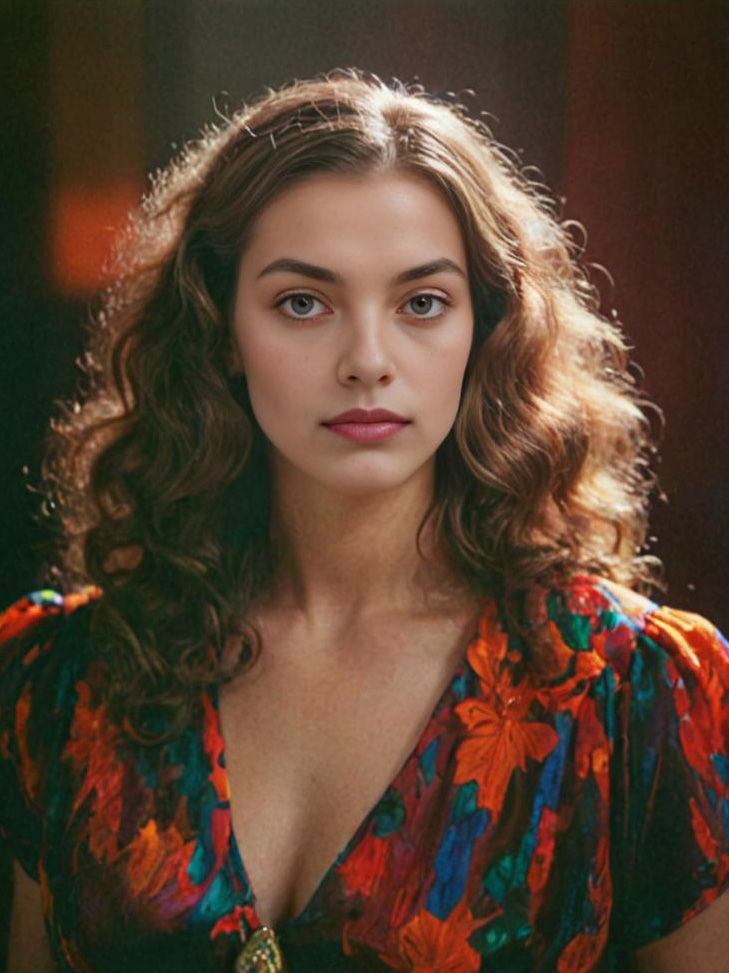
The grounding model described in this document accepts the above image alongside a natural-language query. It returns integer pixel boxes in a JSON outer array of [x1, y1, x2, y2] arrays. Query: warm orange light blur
[[50, 182, 141, 298]]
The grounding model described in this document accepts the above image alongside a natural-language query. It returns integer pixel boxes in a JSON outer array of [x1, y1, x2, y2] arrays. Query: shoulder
[[472, 574, 729, 954], [521, 574, 729, 819], [517, 572, 729, 689], [0, 586, 103, 877], [0, 586, 103, 644], [0, 585, 103, 687], [0, 585, 104, 748]]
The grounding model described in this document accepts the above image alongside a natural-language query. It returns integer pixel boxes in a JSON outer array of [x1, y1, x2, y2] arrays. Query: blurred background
[[1, 0, 727, 630]]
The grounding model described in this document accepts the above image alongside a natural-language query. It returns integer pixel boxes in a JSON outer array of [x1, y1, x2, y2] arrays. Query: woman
[[2, 69, 728, 973]]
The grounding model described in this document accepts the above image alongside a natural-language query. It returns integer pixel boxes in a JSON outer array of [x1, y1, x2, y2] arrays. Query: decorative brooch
[[234, 925, 288, 973]]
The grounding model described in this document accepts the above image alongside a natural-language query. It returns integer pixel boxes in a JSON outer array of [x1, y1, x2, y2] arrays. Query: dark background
[[1, 0, 727, 631]]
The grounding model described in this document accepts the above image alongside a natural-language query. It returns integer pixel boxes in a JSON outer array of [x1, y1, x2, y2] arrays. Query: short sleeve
[[608, 599, 729, 950], [0, 587, 101, 880]]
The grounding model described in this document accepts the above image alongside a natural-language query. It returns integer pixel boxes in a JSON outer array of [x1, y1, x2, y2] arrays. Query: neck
[[261, 459, 471, 629]]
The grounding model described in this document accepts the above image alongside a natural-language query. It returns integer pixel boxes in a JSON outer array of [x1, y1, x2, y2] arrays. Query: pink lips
[[325, 422, 407, 443], [324, 408, 407, 424], [322, 408, 410, 444]]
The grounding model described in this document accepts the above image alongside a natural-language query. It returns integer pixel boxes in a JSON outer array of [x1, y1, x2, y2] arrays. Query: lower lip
[[323, 421, 409, 443]]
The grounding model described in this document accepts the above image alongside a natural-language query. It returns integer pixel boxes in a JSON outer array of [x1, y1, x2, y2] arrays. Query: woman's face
[[230, 170, 474, 497]]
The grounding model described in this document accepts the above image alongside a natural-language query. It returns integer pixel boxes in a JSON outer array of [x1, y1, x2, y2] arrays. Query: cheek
[[421, 334, 472, 398], [244, 338, 315, 416]]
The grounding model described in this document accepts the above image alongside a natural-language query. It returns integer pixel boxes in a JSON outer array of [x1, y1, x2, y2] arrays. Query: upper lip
[[323, 408, 409, 424]]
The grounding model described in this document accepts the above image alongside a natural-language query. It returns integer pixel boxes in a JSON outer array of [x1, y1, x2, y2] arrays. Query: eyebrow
[[255, 256, 467, 286]]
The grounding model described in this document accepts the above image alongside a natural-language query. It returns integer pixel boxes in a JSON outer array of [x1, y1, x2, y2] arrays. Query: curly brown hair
[[36, 68, 663, 744]]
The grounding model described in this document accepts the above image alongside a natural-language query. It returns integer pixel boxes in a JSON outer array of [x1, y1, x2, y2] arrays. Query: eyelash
[[274, 291, 453, 321]]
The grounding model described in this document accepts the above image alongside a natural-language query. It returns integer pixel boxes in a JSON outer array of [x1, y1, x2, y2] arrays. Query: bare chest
[[216, 607, 481, 929]]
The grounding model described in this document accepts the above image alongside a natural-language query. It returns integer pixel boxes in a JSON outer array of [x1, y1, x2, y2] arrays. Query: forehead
[[241, 170, 467, 270]]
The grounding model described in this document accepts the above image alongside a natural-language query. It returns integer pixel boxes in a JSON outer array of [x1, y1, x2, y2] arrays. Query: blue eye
[[276, 293, 328, 318], [405, 294, 450, 318]]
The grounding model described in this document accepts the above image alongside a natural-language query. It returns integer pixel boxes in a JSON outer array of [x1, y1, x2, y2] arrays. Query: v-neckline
[[208, 603, 487, 935]]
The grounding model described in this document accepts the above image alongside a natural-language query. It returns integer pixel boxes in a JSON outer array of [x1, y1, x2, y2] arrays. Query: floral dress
[[1, 574, 728, 972]]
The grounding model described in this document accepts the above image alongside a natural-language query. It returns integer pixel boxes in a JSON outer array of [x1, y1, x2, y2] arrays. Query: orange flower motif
[[64, 681, 126, 863], [126, 818, 187, 898], [466, 601, 512, 687], [454, 604, 559, 813], [338, 834, 390, 899], [453, 697, 559, 814], [384, 900, 485, 973]]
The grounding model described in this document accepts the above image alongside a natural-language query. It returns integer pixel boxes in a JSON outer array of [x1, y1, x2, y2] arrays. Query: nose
[[335, 311, 395, 387]]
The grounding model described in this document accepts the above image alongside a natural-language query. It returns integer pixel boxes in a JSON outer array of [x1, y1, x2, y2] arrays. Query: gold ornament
[[234, 925, 288, 973]]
